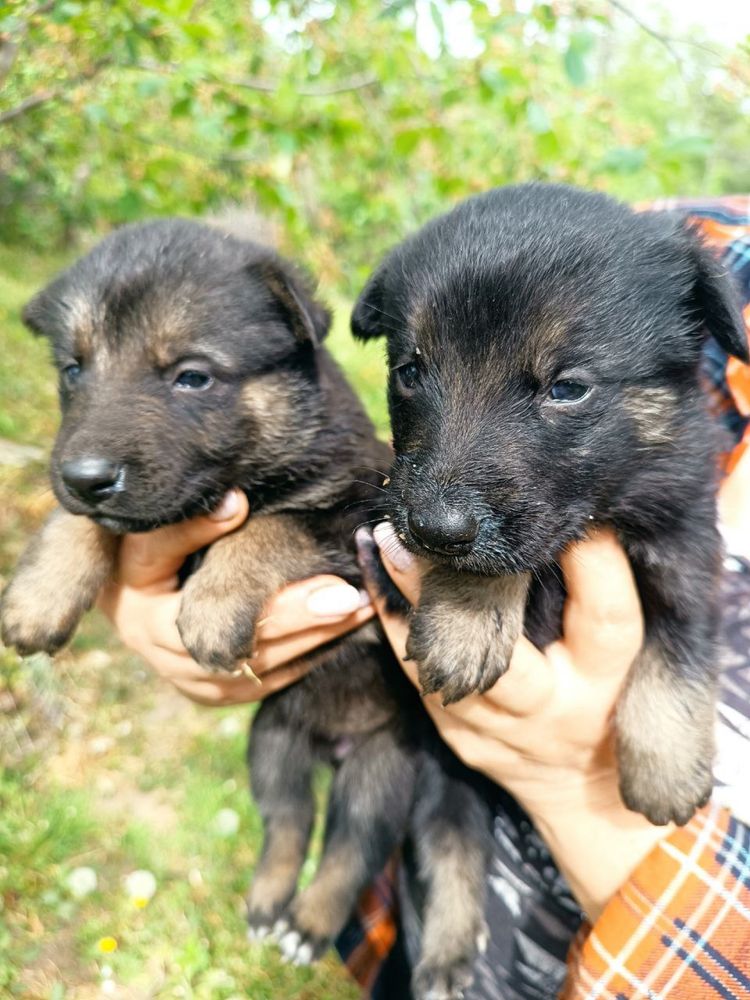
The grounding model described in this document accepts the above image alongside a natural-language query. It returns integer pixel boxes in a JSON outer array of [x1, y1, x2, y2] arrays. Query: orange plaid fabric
[[562, 804, 750, 999]]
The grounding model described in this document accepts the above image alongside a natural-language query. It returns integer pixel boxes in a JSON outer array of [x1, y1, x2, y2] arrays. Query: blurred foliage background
[[2, 0, 749, 292], [0, 1, 748, 997]]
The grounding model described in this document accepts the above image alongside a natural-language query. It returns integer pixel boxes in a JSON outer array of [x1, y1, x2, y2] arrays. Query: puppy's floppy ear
[[351, 265, 388, 340], [259, 258, 330, 347], [681, 221, 749, 363], [22, 286, 57, 338]]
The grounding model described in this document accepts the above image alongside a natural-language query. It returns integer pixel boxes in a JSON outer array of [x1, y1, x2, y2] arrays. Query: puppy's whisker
[[351, 517, 389, 535], [351, 480, 388, 495], [353, 465, 392, 480], [362, 302, 406, 328]]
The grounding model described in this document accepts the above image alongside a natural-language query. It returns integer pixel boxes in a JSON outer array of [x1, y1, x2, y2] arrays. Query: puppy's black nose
[[61, 458, 124, 504], [407, 507, 478, 554]]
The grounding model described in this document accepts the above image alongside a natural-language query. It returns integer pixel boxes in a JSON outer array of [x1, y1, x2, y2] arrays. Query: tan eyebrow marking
[[623, 386, 679, 445]]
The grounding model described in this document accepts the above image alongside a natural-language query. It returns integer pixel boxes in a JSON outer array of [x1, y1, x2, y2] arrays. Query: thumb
[[117, 490, 249, 588], [560, 528, 644, 676]]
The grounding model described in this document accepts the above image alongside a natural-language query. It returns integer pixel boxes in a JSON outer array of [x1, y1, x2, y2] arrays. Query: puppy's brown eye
[[549, 380, 590, 403], [395, 362, 421, 392], [174, 370, 213, 391]]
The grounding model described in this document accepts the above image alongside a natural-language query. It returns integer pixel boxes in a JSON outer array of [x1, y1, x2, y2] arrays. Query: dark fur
[[0, 219, 490, 997], [352, 183, 749, 826]]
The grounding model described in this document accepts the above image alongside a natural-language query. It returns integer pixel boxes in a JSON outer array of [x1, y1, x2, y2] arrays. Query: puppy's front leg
[[408, 567, 530, 704], [1, 508, 117, 655], [616, 530, 719, 826], [177, 514, 322, 671]]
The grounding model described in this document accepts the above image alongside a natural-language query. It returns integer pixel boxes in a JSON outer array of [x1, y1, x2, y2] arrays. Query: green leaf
[[536, 129, 561, 161], [564, 31, 594, 86], [136, 78, 165, 99], [229, 127, 250, 149], [570, 30, 596, 54], [663, 135, 713, 157], [170, 96, 194, 118], [394, 128, 423, 155], [534, 4, 557, 32], [600, 147, 647, 174], [479, 66, 510, 98], [526, 100, 551, 134], [82, 103, 108, 125], [563, 46, 587, 86], [113, 189, 146, 220]]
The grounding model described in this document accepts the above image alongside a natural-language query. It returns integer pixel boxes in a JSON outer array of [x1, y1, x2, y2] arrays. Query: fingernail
[[372, 521, 415, 573], [307, 583, 371, 618], [355, 526, 379, 579], [209, 490, 241, 521]]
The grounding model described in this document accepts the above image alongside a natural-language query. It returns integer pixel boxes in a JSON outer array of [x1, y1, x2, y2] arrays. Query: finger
[[369, 594, 411, 670], [480, 637, 556, 716], [367, 521, 424, 606], [117, 490, 250, 589], [153, 595, 374, 670], [253, 605, 375, 672], [257, 575, 371, 640], [560, 529, 644, 675], [144, 591, 189, 652], [167, 660, 311, 706]]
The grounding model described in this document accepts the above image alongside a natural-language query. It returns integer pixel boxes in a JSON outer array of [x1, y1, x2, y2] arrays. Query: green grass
[[0, 244, 387, 999]]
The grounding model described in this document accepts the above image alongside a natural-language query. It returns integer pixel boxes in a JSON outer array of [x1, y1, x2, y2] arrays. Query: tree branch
[[0, 0, 56, 90], [0, 88, 58, 125], [133, 58, 378, 97], [609, 0, 724, 74], [0, 59, 111, 127], [608, 0, 686, 75], [0, 39, 19, 89]]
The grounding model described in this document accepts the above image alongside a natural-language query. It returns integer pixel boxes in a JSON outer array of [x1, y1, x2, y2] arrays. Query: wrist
[[527, 779, 673, 921]]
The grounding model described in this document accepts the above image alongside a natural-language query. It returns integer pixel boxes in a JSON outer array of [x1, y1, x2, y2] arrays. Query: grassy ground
[[0, 244, 388, 999]]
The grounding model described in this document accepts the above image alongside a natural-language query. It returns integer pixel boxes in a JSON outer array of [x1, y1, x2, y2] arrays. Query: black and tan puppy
[[0, 219, 490, 999], [352, 183, 749, 827]]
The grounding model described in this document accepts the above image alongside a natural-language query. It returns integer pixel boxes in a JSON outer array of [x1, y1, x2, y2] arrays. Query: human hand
[[358, 522, 673, 920], [98, 490, 374, 706]]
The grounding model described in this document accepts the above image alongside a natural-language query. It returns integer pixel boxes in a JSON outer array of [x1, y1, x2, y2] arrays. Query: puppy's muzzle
[[61, 457, 126, 505], [407, 505, 479, 555]]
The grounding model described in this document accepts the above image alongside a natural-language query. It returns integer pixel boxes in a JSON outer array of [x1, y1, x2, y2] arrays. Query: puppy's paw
[[247, 900, 290, 946], [412, 960, 474, 1000], [177, 584, 261, 672], [270, 913, 330, 967], [408, 603, 516, 704], [412, 922, 486, 1000], [617, 655, 716, 826], [1, 511, 115, 657], [618, 740, 713, 827], [0, 573, 81, 655]]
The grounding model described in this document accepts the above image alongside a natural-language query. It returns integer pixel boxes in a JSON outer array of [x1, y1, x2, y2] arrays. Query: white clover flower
[[124, 869, 157, 908], [66, 866, 98, 898], [217, 715, 242, 738], [214, 808, 240, 837]]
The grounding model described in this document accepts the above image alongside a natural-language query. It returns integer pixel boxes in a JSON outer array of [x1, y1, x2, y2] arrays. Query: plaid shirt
[[562, 805, 750, 999], [340, 197, 750, 998]]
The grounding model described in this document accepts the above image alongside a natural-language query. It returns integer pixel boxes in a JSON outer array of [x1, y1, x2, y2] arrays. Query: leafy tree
[[0, 0, 747, 289]]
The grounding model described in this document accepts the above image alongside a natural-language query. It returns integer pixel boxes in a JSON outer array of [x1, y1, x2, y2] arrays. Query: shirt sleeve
[[561, 803, 750, 999]]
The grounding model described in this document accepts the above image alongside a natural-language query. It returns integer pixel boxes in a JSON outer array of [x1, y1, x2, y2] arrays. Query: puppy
[[0, 219, 490, 999], [352, 183, 749, 827]]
